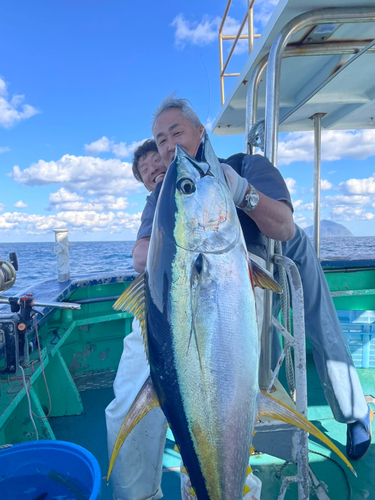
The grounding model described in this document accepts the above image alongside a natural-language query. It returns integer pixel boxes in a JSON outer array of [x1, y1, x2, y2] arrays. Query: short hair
[[151, 93, 202, 136], [132, 139, 158, 183]]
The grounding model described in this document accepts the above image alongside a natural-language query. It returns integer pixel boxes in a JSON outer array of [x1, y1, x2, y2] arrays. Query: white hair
[[151, 93, 202, 136]]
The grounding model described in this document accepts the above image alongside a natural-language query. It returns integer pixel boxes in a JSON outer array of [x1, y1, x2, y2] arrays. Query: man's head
[[152, 95, 205, 167], [132, 139, 167, 192]]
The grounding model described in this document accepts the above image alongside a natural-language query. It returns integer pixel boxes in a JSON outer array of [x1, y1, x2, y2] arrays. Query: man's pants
[[273, 224, 368, 423], [105, 318, 168, 500]]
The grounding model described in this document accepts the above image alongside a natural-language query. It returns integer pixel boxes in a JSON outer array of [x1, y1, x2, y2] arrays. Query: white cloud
[[0, 146, 10, 153], [14, 200, 27, 208], [338, 174, 375, 195], [322, 191, 375, 221], [254, 0, 279, 28], [330, 206, 375, 221], [284, 177, 296, 194], [293, 199, 313, 211], [293, 213, 307, 227], [84, 136, 144, 159], [84, 136, 112, 154], [171, 14, 221, 48], [205, 117, 214, 132], [0, 77, 39, 128], [321, 179, 333, 190], [48, 190, 129, 212], [9, 154, 141, 196], [278, 130, 375, 166], [324, 194, 371, 206], [0, 203, 4, 212], [49, 188, 83, 204], [171, 13, 250, 53], [0, 210, 142, 235], [112, 140, 144, 158]]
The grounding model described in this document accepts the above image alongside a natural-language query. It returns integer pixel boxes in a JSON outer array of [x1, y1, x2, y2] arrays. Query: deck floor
[[49, 353, 375, 500]]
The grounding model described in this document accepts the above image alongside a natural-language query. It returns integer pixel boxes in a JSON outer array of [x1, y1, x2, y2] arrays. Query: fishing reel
[[0, 253, 18, 294], [0, 252, 80, 375]]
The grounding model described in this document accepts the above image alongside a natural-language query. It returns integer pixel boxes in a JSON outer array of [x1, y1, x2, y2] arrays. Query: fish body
[[146, 138, 258, 499]]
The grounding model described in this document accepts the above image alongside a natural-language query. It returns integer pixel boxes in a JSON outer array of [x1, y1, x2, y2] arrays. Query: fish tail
[[257, 391, 356, 476]]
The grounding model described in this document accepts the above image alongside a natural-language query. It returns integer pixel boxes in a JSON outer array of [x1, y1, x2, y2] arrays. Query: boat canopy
[[213, 0, 375, 135]]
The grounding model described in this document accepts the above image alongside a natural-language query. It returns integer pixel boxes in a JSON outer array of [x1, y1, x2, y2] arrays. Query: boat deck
[[49, 353, 375, 500]]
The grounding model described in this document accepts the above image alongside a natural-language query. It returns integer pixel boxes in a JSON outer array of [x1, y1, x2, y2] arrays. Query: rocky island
[[304, 220, 353, 237]]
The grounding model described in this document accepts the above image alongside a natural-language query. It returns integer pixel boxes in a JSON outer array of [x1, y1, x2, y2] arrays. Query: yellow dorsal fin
[[107, 376, 159, 481], [113, 273, 148, 358], [249, 259, 282, 294], [257, 391, 356, 476]]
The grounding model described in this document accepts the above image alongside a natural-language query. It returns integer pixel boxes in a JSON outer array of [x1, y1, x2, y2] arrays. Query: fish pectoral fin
[[250, 259, 282, 294], [256, 391, 356, 476], [113, 272, 149, 359], [107, 376, 160, 481]]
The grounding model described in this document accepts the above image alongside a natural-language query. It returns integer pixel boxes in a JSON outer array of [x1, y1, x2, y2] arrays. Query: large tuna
[[108, 135, 354, 499]]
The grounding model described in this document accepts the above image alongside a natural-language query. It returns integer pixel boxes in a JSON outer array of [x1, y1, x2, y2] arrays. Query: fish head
[[155, 134, 240, 254]]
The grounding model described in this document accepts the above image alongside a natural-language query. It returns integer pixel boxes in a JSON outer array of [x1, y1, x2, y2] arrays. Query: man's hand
[[221, 163, 248, 207]]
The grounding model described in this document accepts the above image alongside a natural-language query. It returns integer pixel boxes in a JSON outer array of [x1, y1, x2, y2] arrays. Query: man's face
[[138, 150, 166, 192], [153, 108, 205, 167]]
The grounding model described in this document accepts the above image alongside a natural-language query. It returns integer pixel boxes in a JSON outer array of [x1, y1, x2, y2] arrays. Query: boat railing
[[219, 0, 260, 105]]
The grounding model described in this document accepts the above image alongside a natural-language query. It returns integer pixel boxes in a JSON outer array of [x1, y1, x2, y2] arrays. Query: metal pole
[[245, 55, 268, 154], [311, 113, 325, 258]]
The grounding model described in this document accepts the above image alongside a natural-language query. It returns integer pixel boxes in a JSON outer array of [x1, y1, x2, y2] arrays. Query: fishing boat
[[1, 0, 374, 499]]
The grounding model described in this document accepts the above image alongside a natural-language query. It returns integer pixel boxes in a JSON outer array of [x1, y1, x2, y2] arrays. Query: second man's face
[[138, 150, 166, 192], [153, 108, 204, 167]]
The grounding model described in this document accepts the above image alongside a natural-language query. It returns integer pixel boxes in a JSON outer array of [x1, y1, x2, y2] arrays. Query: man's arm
[[242, 187, 295, 241], [132, 237, 150, 273], [221, 162, 295, 242]]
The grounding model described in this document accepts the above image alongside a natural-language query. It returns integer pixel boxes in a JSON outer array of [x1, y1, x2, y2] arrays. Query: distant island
[[304, 220, 353, 237]]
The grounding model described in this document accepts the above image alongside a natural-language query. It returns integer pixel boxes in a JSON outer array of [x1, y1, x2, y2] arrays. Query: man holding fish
[[105, 95, 371, 500]]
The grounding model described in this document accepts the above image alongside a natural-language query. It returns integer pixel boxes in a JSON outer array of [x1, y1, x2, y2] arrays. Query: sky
[[0, 0, 375, 243]]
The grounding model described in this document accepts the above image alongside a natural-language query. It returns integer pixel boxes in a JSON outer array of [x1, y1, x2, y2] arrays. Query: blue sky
[[1, 0, 374, 242]]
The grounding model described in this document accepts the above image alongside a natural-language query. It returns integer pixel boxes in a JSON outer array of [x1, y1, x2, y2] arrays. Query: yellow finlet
[[174, 443, 180, 453], [181, 465, 188, 475], [189, 487, 197, 497], [246, 465, 252, 476], [107, 376, 159, 481], [243, 484, 251, 495]]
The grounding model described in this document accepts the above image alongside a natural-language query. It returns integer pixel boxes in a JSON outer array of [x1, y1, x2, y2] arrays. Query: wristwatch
[[240, 184, 259, 211]]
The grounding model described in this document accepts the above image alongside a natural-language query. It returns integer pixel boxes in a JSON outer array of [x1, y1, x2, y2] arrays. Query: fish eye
[[177, 178, 196, 195]]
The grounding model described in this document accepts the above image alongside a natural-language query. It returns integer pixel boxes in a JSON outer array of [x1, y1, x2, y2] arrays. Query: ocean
[[1, 237, 375, 297]]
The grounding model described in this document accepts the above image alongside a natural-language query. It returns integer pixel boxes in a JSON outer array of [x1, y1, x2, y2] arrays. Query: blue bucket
[[0, 440, 101, 500]]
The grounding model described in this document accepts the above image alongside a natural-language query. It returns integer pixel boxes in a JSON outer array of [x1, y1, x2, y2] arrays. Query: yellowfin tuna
[[108, 135, 355, 499]]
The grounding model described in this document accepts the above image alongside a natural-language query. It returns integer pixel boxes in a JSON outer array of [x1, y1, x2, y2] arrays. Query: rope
[[248, 118, 265, 151], [274, 240, 296, 401]]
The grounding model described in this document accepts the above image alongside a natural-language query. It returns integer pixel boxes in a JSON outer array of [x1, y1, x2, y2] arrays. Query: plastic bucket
[[0, 440, 101, 499]]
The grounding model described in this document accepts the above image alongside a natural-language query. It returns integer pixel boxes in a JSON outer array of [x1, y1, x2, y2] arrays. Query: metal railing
[[219, 0, 260, 105]]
